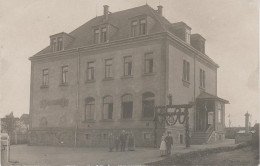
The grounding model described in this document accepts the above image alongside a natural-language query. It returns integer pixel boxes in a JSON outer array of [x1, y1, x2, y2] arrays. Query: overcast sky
[[0, 0, 259, 127]]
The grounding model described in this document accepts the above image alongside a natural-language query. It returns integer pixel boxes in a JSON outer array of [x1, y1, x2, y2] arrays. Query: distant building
[[29, 4, 228, 147]]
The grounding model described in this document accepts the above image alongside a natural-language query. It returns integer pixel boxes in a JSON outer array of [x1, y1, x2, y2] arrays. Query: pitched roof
[[197, 92, 229, 104], [32, 5, 218, 67]]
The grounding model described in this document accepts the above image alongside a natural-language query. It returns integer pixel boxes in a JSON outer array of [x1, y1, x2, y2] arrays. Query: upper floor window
[[105, 59, 113, 78], [57, 37, 63, 51], [144, 53, 154, 73], [124, 56, 132, 76], [87, 61, 95, 81], [61, 66, 68, 84], [85, 97, 95, 120], [122, 94, 133, 119], [101, 27, 107, 43], [103, 96, 113, 120], [183, 60, 190, 82], [94, 29, 100, 44], [142, 92, 155, 118], [200, 69, 205, 88], [42, 69, 49, 86], [51, 38, 57, 52], [140, 19, 147, 35], [131, 21, 138, 37]]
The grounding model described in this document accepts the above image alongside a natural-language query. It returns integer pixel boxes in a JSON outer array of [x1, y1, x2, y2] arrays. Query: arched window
[[85, 97, 95, 120], [103, 96, 113, 119], [142, 92, 155, 118], [39, 117, 47, 127], [122, 94, 133, 119]]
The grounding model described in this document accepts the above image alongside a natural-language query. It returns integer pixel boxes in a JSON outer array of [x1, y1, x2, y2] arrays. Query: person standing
[[108, 133, 114, 152], [128, 132, 135, 151], [159, 136, 167, 156], [114, 135, 120, 152], [165, 132, 173, 155], [120, 130, 127, 152]]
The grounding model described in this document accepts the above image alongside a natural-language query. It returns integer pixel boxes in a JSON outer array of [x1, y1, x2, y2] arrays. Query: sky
[[0, 0, 259, 127]]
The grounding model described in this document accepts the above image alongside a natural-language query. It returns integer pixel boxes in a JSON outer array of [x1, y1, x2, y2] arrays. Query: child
[[159, 136, 167, 157]]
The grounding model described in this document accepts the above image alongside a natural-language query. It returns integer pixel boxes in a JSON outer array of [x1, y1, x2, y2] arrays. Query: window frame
[[131, 20, 138, 37], [84, 97, 95, 121], [139, 18, 147, 35], [144, 53, 154, 74], [105, 59, 113, 79], [42, 69, 49, 87], [57, 37, 63, 51], [93, 28, 100, 44], [87, 61, 95, 81], [142, 92, 155, 118], [121, 94, 133, 119], [101, 27, 107, 43], [103, 96, 113, 120], [200, 69, 206, 88], [61, 66, 68, 85], [51, 38, 57, 52], [183, 60, 190, 82], [123, 56, 132, 76]]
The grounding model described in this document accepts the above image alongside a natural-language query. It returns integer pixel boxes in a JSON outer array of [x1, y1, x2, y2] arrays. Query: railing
[[206, 124, 214, 143]]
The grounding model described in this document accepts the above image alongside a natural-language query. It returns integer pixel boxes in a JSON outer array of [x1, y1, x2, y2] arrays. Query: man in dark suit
[[119, 130, 127, 152], [165, 132, 173, 155]]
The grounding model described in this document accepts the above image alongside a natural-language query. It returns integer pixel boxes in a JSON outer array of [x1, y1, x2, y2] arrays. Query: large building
[[29, 4, 228, 147]]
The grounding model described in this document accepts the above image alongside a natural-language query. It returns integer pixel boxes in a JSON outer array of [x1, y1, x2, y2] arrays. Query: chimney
[[103, 5, 109, 20], [157, 5, 163, 16], [245, 112, 250, 133]]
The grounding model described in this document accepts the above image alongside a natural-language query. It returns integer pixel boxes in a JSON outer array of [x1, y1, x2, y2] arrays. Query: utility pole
[[228, 114, 231, 128]]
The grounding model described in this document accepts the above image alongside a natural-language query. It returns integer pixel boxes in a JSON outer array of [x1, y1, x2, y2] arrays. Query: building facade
[[29, 4, 228, 147]]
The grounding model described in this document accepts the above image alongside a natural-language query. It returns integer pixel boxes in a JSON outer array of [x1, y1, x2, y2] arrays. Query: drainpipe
[[193, 54, 196, 132], [74, 48, 80, 147]]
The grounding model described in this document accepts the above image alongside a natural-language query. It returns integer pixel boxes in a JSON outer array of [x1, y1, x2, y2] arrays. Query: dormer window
[[94, 29, 100, 44], [57, 37, 63, 51], [51, 38, 57, 52], [131, 21, 138, 37], [140, 19, 147, 35], [185, 29, 191, 44], [101, 27, 107, 43]]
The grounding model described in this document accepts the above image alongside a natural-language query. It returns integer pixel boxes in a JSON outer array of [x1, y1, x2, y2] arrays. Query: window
[[103, 96, 113, 120], [183, 60, 190, 82], [51, 38, 57, 52], [144, 53, 154, 73], [42, 69, 49, 86], [142, 92, 155, 118], [124, 56, 132, 76], [200, 69, 205, 88], [122, 94, 133, 119], [131, 21, 138, 37], [94, 29, 99, 44], [140, 19, 147, 35], [144, 133, 152, 140], [101, 27, 107, 43], [61, 66, 68, 84], [87, 62, 95, 81], [57, 37, 63, 51], [218, 104, 222, 123], [185, 29, 191, 44], [105, 59, 113, 78], [85, 97, 95, 120]]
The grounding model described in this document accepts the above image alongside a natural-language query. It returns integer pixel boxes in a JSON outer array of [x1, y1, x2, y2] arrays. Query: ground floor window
[[122, 94, 133, 119]]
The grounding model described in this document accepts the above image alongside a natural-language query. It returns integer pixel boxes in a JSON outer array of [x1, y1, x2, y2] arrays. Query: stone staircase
[[191, 125, 214, 145]]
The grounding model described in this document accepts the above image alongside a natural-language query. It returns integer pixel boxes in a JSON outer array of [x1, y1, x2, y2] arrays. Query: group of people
[[108, 130, 135, 152], [159, 132, 173, 156]]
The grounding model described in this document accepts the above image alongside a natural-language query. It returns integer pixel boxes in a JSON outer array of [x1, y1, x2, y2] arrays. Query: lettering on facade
[[40, 98, 69, 109]]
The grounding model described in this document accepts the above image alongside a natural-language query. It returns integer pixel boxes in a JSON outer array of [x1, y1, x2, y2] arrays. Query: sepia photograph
[[0, 0, 259, 165]]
